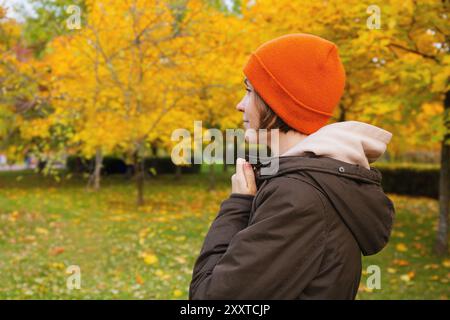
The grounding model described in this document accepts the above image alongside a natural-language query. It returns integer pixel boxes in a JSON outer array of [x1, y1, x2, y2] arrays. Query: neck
[[270, 130, 308, 156]]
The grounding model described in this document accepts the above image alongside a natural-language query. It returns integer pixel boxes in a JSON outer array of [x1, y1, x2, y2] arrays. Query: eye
[[245, 88, 251, 93]]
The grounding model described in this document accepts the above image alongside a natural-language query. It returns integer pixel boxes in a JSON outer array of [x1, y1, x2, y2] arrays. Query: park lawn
[[0, 168, 448, 299]]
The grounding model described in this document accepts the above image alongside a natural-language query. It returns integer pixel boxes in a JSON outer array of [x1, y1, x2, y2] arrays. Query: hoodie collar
[[281, 121, 392, 169]]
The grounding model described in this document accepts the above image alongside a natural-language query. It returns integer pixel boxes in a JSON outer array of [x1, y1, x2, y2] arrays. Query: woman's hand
[[231, 158, 257, 195]]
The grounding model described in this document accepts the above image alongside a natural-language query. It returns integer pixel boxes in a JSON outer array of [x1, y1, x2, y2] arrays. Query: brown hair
[[253, 90, 295, 133]]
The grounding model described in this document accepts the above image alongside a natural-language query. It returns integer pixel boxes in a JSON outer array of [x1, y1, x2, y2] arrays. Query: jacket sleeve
[[188, 177, 328, 300]]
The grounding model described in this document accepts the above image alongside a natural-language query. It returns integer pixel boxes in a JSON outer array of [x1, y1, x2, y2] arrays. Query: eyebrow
[[244, 79, 249, 87]]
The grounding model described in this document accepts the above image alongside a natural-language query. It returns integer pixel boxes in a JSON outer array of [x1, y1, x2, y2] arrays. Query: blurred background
[[0, 0, 449, 299]]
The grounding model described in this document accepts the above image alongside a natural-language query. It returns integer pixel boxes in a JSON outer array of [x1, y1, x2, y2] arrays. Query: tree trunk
[[338, 103, 346, 122], [94, 148, 103, 190], [86, 147, 103, 191], [93, 147, 103, 190], [151, 143, 158, 157], [434, 90, 450, 255], [175, 165, 181, 180], [134, 151, 145, 206], [37, 159, 47, 174]]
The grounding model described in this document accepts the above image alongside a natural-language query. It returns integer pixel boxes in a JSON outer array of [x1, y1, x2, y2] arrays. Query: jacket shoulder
[[253, 175, 328, 223]]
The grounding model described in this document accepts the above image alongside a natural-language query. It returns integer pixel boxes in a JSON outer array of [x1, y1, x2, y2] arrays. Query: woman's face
[[236, 78, 259, 143]]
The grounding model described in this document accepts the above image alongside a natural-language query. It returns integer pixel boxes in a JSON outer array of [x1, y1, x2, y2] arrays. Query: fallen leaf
[[396, 243, 408, 252], [49, 262, 65, 270], [442, 259, 450, 268], [174, 256, 187, 264], [35, 227, 49, 235], [393, 259, 410, 266], [400, 274, 411, 282], [393, 231, 405, 238], [135, 273, 144, 285], [9, 211, 19, 222], [50, 247, 65, 256], [387, 268, 397, 274], [140, 252, 158, 265], [173, 289, 183, 297]]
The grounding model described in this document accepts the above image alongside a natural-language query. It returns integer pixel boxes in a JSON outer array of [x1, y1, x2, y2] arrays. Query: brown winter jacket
[[189, 121, 395, 300]]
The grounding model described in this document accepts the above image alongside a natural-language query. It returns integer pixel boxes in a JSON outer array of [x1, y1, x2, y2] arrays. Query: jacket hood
[[248, 121, 395, 256], [281, 121, 393, 169]]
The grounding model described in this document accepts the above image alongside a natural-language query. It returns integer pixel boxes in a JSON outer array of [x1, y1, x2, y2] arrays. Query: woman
[[189, 33, 395, 299]]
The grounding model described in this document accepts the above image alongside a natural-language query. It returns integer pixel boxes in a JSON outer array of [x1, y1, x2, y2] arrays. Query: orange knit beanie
[[243, 33, 346, 135]]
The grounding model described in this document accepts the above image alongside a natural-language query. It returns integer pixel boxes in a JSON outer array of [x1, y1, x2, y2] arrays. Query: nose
[[236, 97, 245, 112]]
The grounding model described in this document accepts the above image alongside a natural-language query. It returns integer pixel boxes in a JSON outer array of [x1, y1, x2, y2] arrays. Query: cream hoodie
[[281, 121, 393, 169]]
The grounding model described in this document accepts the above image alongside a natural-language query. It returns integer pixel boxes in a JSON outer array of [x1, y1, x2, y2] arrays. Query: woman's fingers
[[244, 161, 257, 195], [236, 157, 245, 181], [231, 157, 257, 196]]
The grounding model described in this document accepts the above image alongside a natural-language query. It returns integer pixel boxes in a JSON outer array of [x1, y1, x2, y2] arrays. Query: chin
[[244, 128, 258, 144]]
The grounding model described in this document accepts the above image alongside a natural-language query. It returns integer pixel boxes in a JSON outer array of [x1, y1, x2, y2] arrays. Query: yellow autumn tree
[[0, 7, 52, 167], [43, 0, 242, 202]]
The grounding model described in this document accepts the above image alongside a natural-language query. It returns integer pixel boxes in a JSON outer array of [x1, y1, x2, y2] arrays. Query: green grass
[[0, 168, 448, 299]]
